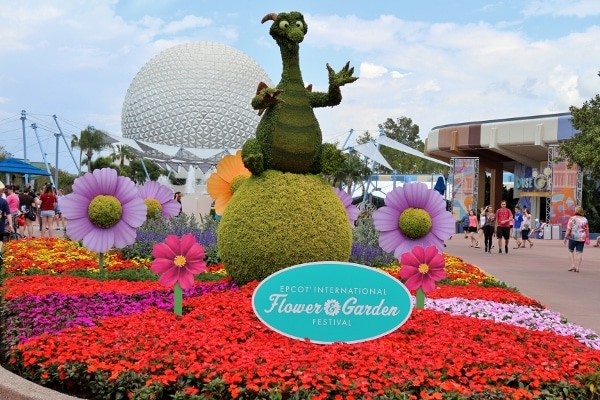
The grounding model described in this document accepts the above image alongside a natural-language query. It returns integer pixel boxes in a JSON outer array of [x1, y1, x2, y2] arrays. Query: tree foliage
[[71, 125, 112, 173], [121, 159, 166, 184], [110, 144, 137, 169], [90, 156, 114, 171], [557, 71, 600, 178], [329, 152, 372, 195]]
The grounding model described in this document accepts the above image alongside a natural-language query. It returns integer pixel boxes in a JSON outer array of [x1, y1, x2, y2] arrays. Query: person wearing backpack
[[564, 206, 590, 273], [18, 187, 36, 238]]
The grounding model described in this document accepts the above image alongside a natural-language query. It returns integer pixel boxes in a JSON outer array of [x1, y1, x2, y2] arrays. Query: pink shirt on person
[[6, 193, 19, 213], [469, 215, 478, 228]]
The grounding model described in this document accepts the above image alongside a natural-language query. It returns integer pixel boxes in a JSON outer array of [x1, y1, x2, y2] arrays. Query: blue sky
[[1, 0, 599, 174]]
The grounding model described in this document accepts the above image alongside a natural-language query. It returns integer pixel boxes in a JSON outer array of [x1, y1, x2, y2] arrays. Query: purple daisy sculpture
[[138, 181, 181, 219], [61, 168, 147, 254], [333, 187, 359, 227], [373, 182, 455, 258]]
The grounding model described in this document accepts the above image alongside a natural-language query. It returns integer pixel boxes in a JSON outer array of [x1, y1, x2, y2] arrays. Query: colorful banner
[[450, 158, 476, 220], [550, 150, 579, 229]]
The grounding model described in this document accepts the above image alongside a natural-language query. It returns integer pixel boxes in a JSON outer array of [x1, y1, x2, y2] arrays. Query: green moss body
[[218, 170, 352, 284], [242, 11, 357, 176]]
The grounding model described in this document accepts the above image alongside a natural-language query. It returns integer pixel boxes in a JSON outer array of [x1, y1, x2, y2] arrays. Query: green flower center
[[144, 198, 163, 219], [230, 174, 249, 194], [88, 195, 123, 228], [418, 263, 430, 274], [398, 208, 432, 239], [174, 255, 186, 268]]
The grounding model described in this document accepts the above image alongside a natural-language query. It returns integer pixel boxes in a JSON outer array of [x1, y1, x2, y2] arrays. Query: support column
[[478, 167, 486, 210], [490, 165, 504, 210]]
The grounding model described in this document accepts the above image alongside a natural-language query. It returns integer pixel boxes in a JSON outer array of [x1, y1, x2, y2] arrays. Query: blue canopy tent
[[0, 158, 52, 186]]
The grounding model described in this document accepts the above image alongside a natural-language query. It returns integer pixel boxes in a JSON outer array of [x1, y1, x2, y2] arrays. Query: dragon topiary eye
[[279, 20, 289, 29], [295, 21, 303, 29]]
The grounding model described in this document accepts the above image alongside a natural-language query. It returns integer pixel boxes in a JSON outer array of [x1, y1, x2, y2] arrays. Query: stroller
[[8, 212, 25, 241]]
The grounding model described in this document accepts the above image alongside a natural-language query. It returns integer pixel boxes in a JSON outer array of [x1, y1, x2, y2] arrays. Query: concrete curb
[[0, 365, 82, 400]]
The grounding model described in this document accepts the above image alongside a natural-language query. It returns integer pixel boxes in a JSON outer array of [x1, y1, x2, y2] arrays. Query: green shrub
[[352, 217, 381, 247], [218, 170, 352, 285], [120, 213, 220, 265]]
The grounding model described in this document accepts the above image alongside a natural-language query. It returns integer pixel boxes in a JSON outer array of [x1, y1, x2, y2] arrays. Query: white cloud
[[522, 0, 600, 17], [390, 71, 411, 78], [163, 15, 212, 34], [416, 80, 441, 94], [306, 13, 600, 140], [359, 62, 388, 79]]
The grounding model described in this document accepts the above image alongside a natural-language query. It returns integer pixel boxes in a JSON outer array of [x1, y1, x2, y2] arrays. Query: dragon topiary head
[[262, 11, 308, 49]]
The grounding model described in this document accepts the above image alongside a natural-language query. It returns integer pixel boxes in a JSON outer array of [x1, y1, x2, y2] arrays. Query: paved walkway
[[444, 233, 600, 335]]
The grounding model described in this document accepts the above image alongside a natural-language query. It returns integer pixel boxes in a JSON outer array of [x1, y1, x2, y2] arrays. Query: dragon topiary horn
[[261, 13, 278, 24]]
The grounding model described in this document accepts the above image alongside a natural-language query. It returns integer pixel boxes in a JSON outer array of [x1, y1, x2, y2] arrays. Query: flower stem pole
[[98, 252, 104, 272], [174, 283, 183, 315], [416, 288, 425, 309]]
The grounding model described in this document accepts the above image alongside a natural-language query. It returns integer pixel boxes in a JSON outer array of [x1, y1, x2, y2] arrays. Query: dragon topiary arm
[[308, 62, 358, 108], [251, 82, 284, 116]]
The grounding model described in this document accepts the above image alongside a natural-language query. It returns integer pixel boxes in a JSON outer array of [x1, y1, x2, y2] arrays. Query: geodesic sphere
[[121, 42, 273, 149]]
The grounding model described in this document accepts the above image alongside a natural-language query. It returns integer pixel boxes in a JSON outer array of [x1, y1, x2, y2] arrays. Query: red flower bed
[[2, 275, 168, 300], [10, 283, 600, 400], [2, 239, 600, 399]]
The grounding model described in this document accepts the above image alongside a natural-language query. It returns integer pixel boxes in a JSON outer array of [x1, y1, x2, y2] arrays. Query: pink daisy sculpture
[[372, 182, 455, 258], [400, 245, 447, 294], [151, 234, 207, 315], [151, 234, 207, 290], [400, 245, 446, 309], [61, 168, 147, 254], [138, 181, 181, 219], [333, 187, 359, 226]]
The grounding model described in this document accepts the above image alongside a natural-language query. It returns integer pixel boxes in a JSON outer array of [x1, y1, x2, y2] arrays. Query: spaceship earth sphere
[[121, 42, 273, 149]]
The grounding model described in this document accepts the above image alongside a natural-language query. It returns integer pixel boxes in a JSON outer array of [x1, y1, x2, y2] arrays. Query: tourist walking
[[174, 191, 183, 217], [512, 206, 523, 249], [17, 187, 36, 238], [468, 210, 479, 248], [54, 189, 65, 231], [482, 205, 496, 253], [520, 207, 534, 248], [5, 184, 20, 221], [0, 181, 14, 259], [478, 206, 486, 245], [39, 184, 57, 238], [495, 200, 513, 254], [564, 206, 589, 273], [461, 213, 470, 238]]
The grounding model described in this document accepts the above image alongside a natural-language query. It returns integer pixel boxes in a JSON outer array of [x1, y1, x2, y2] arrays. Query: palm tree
[[110, 144, 136, 169], [71, 126, 111, 172], [330, 152, 372, 195], [70, 134, 82, 170]]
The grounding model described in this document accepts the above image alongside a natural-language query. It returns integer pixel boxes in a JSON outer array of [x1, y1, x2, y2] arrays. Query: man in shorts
[[512, 206, 523, 249], [0, 181, 14, 261], [495, 200, 513, 254]]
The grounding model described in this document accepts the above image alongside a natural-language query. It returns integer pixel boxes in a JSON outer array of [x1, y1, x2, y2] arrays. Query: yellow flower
[[206, 150, 251, 215]]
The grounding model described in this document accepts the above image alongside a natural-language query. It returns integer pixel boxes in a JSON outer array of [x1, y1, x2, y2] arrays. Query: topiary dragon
[[242, 11, 358, 175]]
